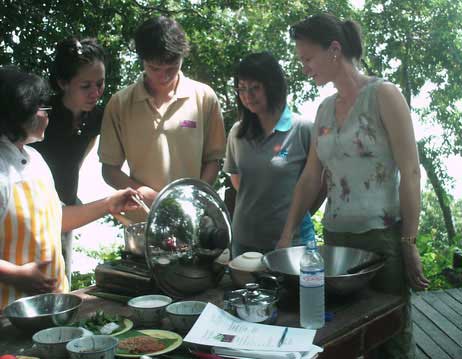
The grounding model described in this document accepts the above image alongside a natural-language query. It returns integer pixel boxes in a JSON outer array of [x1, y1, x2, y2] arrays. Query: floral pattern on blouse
[[315, 78, 401, 233]]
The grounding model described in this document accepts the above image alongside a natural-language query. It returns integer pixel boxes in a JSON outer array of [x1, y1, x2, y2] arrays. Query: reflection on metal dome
[[145, 178, 231, 298]]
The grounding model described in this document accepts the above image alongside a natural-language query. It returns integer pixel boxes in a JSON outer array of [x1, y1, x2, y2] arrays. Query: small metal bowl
[[166, 300, 207, 335], [3, 293, 82, 332], [33, 326, 90, 359], [66, 335, 118, 359]]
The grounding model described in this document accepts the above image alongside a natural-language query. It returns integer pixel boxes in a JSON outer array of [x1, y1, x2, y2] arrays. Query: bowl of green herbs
[[72, 310, 133, 336]]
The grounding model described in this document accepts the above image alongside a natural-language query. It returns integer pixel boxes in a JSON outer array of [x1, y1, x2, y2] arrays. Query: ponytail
[[342, 20, 362, 61]]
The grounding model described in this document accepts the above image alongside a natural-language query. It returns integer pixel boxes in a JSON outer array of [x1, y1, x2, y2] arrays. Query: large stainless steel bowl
[[3, 293, 82, 332], [145, 178, 232, 298], [263, 245, 385, 296]]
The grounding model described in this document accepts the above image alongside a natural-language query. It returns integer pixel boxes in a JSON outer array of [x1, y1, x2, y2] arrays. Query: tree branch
[[132, 0, 205, 18]]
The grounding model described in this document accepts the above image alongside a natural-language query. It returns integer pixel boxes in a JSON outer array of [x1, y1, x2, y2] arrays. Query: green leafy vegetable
[[73, 310, 123, 334]]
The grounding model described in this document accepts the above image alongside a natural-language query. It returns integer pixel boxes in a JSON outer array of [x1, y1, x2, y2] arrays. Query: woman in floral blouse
[[278, 13, 428, 359]]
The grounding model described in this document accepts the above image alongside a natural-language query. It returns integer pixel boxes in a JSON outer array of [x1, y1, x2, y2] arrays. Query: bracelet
[[401, 236, 417, 245]]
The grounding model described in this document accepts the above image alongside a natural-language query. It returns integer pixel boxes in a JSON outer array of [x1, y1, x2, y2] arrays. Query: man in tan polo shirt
[[98, 16, 226, 222]]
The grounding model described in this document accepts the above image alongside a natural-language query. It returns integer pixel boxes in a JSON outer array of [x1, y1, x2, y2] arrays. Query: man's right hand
[[137, 186, 158, 207]]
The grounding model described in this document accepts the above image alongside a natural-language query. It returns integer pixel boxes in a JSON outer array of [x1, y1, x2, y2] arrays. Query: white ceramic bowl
[[229, 252, 266, 272], [66, 335, 118, 359], [166, 300, 207, 335], [32, 326, 89, 358], [127, 294, 172, 327]]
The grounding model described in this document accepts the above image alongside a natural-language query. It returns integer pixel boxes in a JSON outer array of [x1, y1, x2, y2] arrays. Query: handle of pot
[[112, 212, 135, 227], [255, 272, 281, 295]]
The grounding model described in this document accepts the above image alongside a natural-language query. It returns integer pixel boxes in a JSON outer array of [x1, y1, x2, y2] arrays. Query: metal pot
[[124, 221, 146, 257], [263, 245, 385, 297], [224, 283, 278, 324]]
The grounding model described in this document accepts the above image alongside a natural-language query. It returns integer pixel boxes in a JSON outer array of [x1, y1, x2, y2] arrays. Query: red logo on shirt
[[180, 120, 197, 128]]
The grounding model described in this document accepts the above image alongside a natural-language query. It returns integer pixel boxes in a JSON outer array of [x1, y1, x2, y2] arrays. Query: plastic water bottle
[[299, 213, 325, 329]]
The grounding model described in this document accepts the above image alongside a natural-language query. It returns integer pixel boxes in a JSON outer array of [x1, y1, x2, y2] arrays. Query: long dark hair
[[0, 66, 49, 142], [50, 37, 105, 94], [234, 52, 287, 139], [290, 13, 363, 62]]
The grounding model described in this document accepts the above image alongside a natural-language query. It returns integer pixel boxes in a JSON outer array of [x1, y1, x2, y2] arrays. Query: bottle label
[[300, 269, 324, 288]]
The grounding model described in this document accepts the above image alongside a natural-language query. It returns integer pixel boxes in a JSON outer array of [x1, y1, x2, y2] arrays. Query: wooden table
[[0, 277, 405, 358]]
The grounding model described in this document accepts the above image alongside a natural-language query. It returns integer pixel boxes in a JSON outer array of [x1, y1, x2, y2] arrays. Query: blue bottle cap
[[325, 311, 334, 321]]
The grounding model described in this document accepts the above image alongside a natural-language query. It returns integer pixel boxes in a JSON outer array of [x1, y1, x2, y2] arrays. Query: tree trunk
[[400, 51, 456, 244], [418, 141, 457, 244]]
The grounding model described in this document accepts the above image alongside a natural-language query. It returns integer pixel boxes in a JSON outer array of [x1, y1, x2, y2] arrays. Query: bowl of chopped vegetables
[[73, 310, 133, 336]]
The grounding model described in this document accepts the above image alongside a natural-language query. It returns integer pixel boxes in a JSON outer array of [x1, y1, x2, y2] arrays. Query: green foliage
[[311, 210, 325, 244], [420, 182, 451, 245], [419, 180, 462, 289], [71, 242, 124, 290], [75, 242, 124, 261], [417, 232, 461, 290], [71, 271, 95, 291]]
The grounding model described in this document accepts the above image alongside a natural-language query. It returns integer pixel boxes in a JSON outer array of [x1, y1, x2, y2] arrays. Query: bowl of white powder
[[127, 294, 172, 327]]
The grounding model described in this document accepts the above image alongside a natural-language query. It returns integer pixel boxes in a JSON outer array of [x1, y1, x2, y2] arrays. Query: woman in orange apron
[[0, 67, 139, 310]]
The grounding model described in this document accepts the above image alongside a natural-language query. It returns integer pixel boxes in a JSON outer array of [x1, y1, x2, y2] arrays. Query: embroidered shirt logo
[[319, 126, 331, 136], [180, 120, 197, 128], [276, 149, 288, 160]]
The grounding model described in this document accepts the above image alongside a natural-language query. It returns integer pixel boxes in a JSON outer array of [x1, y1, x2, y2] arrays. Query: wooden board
[[412, 289, 462, 359]]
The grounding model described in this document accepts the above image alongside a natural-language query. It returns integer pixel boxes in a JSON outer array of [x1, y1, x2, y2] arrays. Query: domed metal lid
[[145, 178, 232, 298], [225, 283, 278, 307]]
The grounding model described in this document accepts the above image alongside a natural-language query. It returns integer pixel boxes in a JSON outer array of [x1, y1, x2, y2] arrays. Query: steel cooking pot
[[224, 283, 278, 324], [124, 221, 146, 257], [263, 245, 385, 297], [112, 213, 147, 257]]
